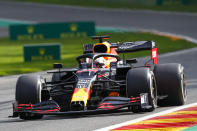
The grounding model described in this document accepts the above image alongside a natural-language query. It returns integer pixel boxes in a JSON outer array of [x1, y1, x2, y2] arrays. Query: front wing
[[11, 93, 151, 117]]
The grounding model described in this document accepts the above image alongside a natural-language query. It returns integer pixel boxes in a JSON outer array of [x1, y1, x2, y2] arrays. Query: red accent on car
[[98, 73, 105, 78], [18, 104, 32, 107], [98, 105, 115, 109], [98, 103, 111, 106], [152, 48, 157, 64], [77, 69, 98, 73], [25, 107, 32, 109], [130, 97, 140, 103]]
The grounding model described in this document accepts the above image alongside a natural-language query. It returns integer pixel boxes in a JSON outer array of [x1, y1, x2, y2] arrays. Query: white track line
[[95, 102, 197, 131]]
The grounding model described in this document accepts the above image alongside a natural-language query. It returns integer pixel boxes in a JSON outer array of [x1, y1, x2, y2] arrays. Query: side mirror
[[53, 63, 63, 69]]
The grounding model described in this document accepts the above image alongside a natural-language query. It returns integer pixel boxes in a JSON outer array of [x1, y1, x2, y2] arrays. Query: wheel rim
[[149, 74, 157, 109], [181, 72, 187, 103], [38, 77, 45, 103]]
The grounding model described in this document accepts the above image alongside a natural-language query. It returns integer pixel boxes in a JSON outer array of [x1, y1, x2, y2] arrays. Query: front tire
[[16, 75, 44, 120], [126, 68, 157, 112]]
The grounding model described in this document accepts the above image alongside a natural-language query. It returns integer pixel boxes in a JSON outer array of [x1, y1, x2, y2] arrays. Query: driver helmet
[[94, 57, 106, 68]]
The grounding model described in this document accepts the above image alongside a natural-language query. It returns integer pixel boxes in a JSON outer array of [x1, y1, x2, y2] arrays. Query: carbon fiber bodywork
[[12, 37, 161, 119], [12, 94, 151, 117]]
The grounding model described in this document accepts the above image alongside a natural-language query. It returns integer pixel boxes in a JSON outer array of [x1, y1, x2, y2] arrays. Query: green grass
[[17, 0, 197, 12], [0, 32, 196, 76]]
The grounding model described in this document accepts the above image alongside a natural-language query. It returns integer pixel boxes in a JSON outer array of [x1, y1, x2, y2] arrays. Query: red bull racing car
[[11, 36, 186, 120]]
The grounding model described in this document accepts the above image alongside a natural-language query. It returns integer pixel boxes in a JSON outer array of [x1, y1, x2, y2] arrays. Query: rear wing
[[116, 41, 157, 64], [83, 41, 157, 64], [116, 41, 156, 53]]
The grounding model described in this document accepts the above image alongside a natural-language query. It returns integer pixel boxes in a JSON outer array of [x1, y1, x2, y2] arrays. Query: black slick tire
[[154, 63, 186, 106], [126, 68, 157, 113], [15, 75, 44, 120]]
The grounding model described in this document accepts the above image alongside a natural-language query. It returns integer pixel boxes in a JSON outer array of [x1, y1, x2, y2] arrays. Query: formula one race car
[[11, 36, 186, 120]]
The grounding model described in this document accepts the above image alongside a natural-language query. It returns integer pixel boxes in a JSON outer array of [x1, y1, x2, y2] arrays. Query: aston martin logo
[[27, 26, 34, 34], [70, 24, 78, 32], [39, 48, 45, 55]]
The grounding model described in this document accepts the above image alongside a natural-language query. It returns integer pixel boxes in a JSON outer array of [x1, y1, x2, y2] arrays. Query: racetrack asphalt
[[0, 1, 197, 131], [0, 1, 197, 39]]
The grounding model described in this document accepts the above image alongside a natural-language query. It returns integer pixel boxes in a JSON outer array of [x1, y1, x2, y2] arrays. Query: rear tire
[[126, 68, 157, 112], [16, 75, 44, 120], [154, 63, 186, 106]]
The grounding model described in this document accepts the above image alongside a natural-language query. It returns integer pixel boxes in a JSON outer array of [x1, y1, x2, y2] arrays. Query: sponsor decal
[[71, 88, 91, 106], [27, 26, 34, 34], [70, 24, 78, 32], [152, 48, 157, 64]]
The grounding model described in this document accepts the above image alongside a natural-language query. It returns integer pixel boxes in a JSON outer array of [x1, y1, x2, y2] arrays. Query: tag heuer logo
[[70, 24, 77, 32], [27, 26, 34, 34]]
